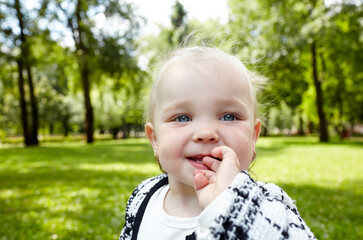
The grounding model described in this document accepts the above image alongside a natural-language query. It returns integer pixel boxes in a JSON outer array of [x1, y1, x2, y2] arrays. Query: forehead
[[156, 54, 251, 97]]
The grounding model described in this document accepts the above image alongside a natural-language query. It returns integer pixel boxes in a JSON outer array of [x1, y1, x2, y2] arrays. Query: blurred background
[[0, 0, 362, 145], [0, 0, 362, 239]]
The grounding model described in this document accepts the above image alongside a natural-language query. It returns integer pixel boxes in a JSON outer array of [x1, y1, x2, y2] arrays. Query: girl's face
[[146, 56, 261, 190]]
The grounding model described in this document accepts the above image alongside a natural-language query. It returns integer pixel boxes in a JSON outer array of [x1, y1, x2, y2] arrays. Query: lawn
[[0, 137, 362, 239]]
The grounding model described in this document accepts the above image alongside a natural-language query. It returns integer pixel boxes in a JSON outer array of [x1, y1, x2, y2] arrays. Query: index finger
[[211, 146, 240, 169], [202, 156, 221, 172]]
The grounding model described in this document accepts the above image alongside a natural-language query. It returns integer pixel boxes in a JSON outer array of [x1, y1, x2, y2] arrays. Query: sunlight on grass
[[252, 137, 363, 239], [0, 139, 160, 239], [78, 162, 159, 174], [0, 137, 362, 239], [254, 137, 362, 185]]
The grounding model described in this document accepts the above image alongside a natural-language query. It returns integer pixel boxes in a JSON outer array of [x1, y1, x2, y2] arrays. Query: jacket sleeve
[[196, 171, 316, 240]]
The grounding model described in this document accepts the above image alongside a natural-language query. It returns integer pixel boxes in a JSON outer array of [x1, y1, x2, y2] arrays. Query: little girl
[[119, 46, 316, 240]]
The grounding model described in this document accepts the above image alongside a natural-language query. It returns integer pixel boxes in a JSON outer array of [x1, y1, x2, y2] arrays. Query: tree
[[0, 55, 20, 139], [228, 0, 335, 141], [0, 0, 144, 143], [0, 0, 39, 146], [324, 3, 363, 137], [306, 0, 329, 142], [43, 0, 142, 143], [228, 0, 310, 135], [169, 0, 188, 45], [30, 34, 78, 137]]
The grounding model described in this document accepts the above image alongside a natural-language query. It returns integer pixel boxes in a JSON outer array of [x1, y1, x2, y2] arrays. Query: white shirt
[[137, 185, 199, 240]]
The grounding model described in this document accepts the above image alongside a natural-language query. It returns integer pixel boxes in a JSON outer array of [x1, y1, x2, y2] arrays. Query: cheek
[[234, 145, 253, 170], [224, 127, 254, 170], [157, 128, 186, 157]]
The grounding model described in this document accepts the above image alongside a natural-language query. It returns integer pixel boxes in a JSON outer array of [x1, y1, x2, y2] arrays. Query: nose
[[192, 125, 219, 143]]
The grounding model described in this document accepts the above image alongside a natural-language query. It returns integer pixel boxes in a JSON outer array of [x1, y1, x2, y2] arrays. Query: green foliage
[[0, 0, 145, 140], [169, 1, 188, 45], [269, 101, 294, 133], [228, 0, 363, 138], [1, 0, 362, 142], [93, 80, 145, 138], [0, 138, 362, 239], [323, 3, 363, 130]]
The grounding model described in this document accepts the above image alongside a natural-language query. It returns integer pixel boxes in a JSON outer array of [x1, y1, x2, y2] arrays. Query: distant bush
[[0, 134, 114, 144]]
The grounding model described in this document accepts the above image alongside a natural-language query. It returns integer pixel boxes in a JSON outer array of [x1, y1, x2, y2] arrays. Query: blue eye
[[220, 114, 237, 121], [175, 115, 191, 122]]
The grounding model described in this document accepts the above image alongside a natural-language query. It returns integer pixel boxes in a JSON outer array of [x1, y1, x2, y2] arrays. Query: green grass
[[0, 137, 362, 239], [253, 137, 363, 240]]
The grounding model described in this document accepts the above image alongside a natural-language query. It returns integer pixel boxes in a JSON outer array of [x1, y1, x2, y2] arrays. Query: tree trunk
[[63, 122, 69, 137], [111, 127, 119, 139], [49, 123, 54, 135], [332, 62, 346, 139], [62, 114, 70, 137], [81, 63, 94, 143], [16, 59, 30, 146], [15, 0, 34, 146], [311, 41, 329, 142], [76, 0, 93, 143], [58, 0, 94, 143], [26, 65, 39, 145]]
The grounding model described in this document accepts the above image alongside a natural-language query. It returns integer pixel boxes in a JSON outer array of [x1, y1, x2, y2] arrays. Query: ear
[[252, 118, 261, 148], [145, 122, 158, 154]]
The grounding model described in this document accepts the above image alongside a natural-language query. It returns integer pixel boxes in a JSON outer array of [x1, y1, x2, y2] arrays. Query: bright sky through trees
[[132, 0, 229, 35], [131, 0, 348, 35], [21, 0, 351, 45]]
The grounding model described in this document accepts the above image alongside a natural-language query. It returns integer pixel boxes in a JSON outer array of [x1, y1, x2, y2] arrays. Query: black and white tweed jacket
[[119, 171, 316, 240]]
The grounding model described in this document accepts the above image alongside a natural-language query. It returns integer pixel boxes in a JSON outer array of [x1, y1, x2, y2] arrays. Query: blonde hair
[[146, 46, 266, 124]]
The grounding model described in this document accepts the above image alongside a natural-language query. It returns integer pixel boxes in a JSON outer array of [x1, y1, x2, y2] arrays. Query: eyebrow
[[163, 101, 192, 114], [163, 98, 248, 114], [214, 98, 248, 111]]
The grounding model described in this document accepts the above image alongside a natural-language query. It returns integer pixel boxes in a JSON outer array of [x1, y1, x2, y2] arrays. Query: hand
[[193, 146, 240, 209]]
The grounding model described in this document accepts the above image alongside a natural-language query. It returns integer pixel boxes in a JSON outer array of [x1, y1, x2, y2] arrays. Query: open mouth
[[187, 156, 205, 164], [187, 156, 222, 163], [187, 155, 222, 170]]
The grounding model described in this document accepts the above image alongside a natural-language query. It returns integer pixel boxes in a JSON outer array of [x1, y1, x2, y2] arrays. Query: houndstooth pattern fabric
[[119, 172, 316, 240], [196, 172, 316, 239]]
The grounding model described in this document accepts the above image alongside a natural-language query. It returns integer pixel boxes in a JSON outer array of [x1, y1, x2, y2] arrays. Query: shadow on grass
[[279, 182, 363, 240], [0, 142, 155, 165], [259, 136, 363, 146], [255, 136, 363, 158], [0, 140, 159, 239], [0, 166, 159, 239]]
